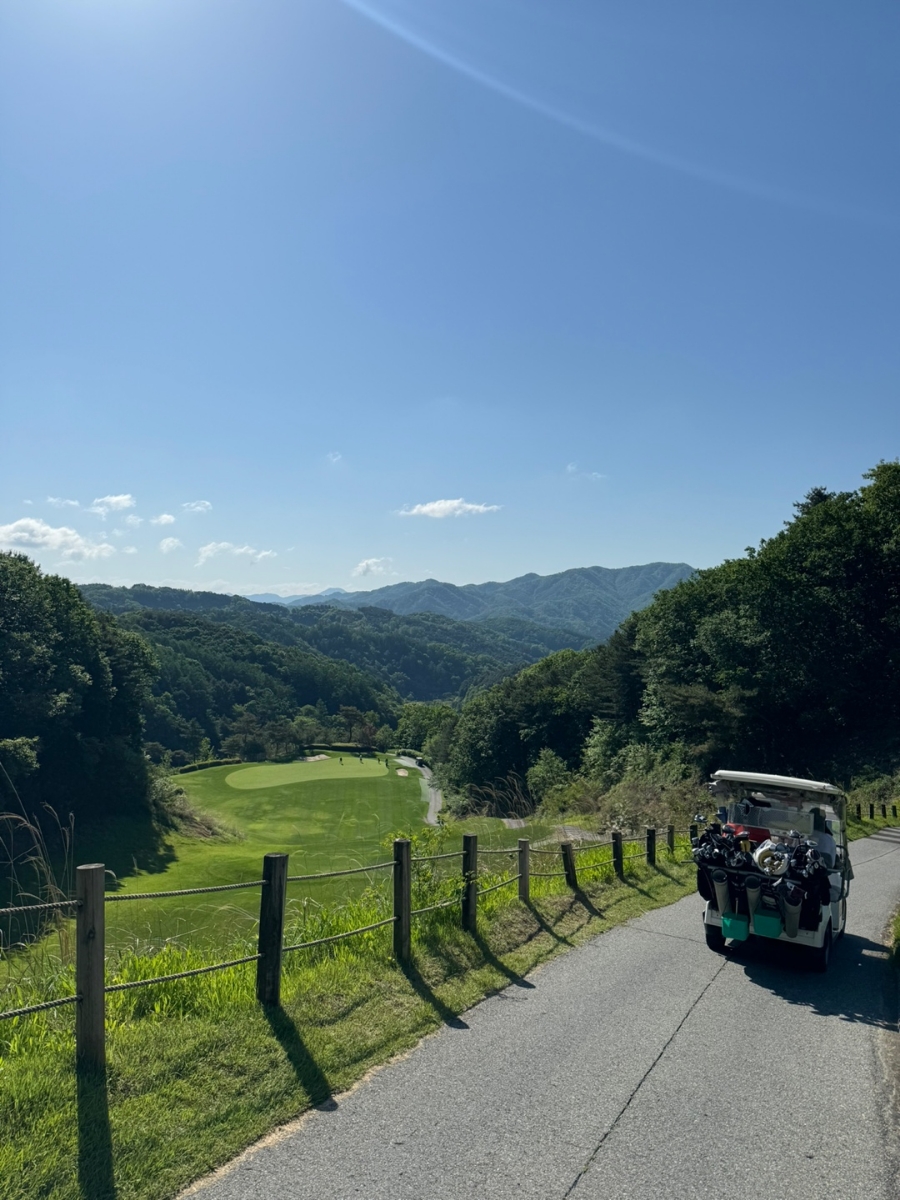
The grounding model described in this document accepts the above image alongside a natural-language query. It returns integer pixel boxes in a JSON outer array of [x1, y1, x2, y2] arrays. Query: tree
[[0, 553, 156, 823]]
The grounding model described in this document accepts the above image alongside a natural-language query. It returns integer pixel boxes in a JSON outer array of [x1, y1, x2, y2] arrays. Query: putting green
[[225, 758, 387, 789]]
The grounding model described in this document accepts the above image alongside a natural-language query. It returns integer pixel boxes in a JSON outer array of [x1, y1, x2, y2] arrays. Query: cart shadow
[[730, 932, 897, 1031]]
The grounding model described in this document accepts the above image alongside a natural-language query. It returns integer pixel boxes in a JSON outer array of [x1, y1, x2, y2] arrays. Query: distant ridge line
[[245, 562, 695, 643]]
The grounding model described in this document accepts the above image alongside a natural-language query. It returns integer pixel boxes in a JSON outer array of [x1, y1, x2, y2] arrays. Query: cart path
[[396, 756, 443, 825], [187, 828, 900, 1200]]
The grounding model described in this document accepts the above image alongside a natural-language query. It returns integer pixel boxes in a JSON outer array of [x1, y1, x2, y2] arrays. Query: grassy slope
[[0, 856, 696, 1200], [81, 757, 426, 948]]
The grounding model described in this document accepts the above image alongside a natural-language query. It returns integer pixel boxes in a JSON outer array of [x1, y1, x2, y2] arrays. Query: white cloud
[[0, 518, 115, 560], [565, 462, 605, 481], [23, 499, 33, 506], [151, 513, 175, 525], [88, 493, 136, 517], [196, 541, 276, 566], [124, 514, 143, 528], [182, 500, 212, 514], [352, 557, 393, 577], [159, 537, 183, 554], [327, 451, 342, 464], [123, 546, 138, 554], [398, 498, 501, 519], [47, 496, 80, 508]]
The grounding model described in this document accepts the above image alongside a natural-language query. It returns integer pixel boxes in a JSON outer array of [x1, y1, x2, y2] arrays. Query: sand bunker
[[305, 754, 329, 762], [396, 768, 408, 776]]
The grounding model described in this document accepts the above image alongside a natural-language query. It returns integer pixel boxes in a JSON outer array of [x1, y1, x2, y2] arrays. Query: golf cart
[[695, 771, 851, 972]]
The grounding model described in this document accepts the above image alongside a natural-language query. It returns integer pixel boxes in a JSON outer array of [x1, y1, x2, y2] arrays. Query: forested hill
[[435, 463, 900, 805], [80, 585, 582, 702], [253, 562, 696, 643], [115, 610, 401, 763]]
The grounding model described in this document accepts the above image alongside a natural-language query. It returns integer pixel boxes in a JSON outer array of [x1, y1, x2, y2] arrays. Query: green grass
[[0, 853, 697, 1200], [847, 806, 900, 842], [70, 755, 428, 950]]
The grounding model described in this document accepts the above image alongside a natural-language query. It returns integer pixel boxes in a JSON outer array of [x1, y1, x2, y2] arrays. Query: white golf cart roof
[[711, 770, 842, 796]]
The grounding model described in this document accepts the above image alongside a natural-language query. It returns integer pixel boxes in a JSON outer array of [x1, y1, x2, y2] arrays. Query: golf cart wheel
[[810, 924, 832, 973], [704, 920, 726, 953]]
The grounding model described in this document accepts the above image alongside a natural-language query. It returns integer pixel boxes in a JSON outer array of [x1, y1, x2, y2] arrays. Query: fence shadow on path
[[264, 1006, 336, 1109], [400, 962, 469, 1030], [732, 933, 898, 1031], [520, 892, 600, 945], [77, 1065, 116, 1200]]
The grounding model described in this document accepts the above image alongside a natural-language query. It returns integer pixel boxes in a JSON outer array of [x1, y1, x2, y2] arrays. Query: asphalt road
[[396, 756, 443, 825], [188, 828, 900, 1200]]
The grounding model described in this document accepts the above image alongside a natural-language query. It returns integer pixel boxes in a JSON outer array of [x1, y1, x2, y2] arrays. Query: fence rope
[[106, 880, 264, 902], [477, 847, 518, 856], [476, 875, 521, 896], [572, 840, 613, 853], [282, 917, 395, 953], [576, 860, 615, 875], [0, 995, 79, 1021], [0, 898, 79, 918], [530, 869, 569, 878], [411, 895, 461, 916], [286, 861, 393, 882], [104, 953, 262, 993], [528, 848, 567, 856], [411, 852, 462, 863]]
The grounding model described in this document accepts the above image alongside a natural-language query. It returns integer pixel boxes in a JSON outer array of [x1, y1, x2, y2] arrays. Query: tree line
[[415, 463, 900, 819]]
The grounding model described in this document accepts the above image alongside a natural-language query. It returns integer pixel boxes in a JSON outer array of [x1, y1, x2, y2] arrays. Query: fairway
[[43, 754, 560, 957], [79, 755, 428, 952]]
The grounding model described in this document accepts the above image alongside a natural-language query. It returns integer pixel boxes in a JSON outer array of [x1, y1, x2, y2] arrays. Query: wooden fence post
[[462, 834, 478, 933], [256, 853, 288, 1006], [612, 831, 623, 878], [881, 804, 887, 819], [666, 824, 675, 855], [869, 803, 875, 820], [689, 823, 698, 843], [76, 863, 106, 1071], [518, 838, 530, 904], [893, 805, 897, 820], [855, 803, 861, 820], [561, 842, 578, 890], [393, 838, 411, 964], [646, 827, 656, 867]]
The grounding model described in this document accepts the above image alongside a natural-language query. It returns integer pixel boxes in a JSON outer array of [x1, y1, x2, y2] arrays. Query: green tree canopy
[[0, 553, 156, 822]]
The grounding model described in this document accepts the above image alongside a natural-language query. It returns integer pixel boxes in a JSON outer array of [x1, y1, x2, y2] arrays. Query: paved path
[[189, 829, 900, 1200], [396, 756, 443, 825]]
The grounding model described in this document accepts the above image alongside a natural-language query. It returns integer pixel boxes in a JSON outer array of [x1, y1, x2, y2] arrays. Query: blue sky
[[2, 0, 898, 596]]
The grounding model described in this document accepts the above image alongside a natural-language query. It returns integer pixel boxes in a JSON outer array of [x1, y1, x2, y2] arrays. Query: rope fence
[[105, 954, 262, 993], [0, 995, 79, 1021], [411, 895, 461, 916], [106, 880, 264, 902], [476, 875, 521, 897], [286, 861, 393, 882], [0, 898, 79, 918], [283, 917, 395, 955], [2, 823, 687, 1058]]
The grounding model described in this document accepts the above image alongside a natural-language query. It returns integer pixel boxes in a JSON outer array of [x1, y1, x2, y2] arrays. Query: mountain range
[[245, 563, 695, 644]]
